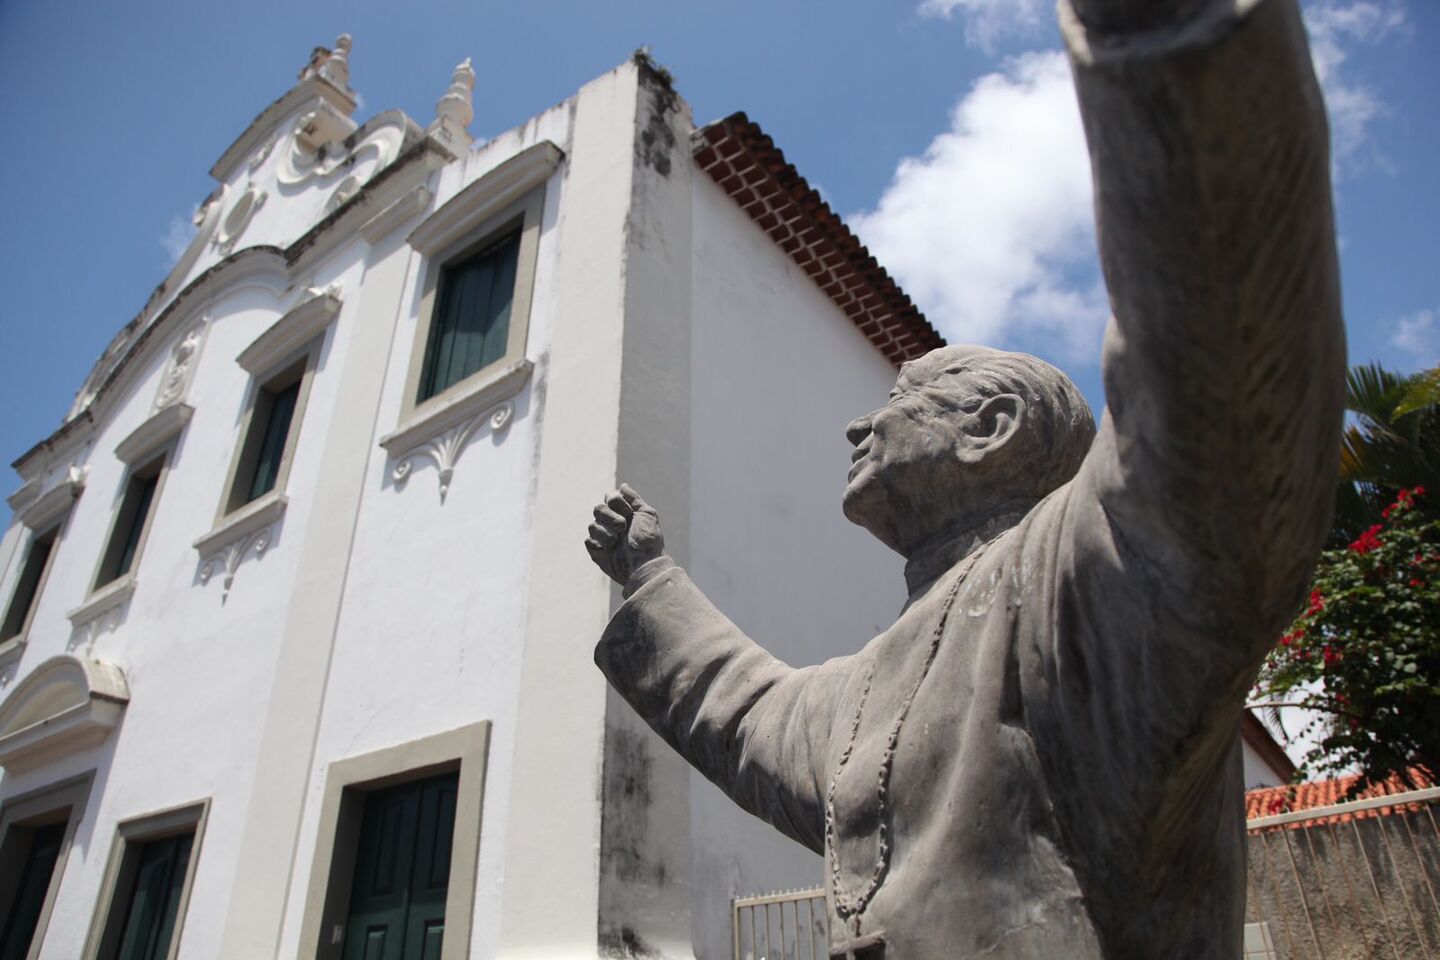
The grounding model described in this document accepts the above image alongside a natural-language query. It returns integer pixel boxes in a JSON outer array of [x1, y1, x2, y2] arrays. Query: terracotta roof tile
[[692, 113, 945, 366], [1246, 768, 1434, 831]]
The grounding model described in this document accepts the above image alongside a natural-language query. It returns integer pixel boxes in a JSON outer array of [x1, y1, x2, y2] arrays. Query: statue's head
[[842, 345, 1096, 556]]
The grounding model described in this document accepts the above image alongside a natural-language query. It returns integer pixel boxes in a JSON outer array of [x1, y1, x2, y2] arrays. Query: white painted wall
[[686, 171, 905, 960], [271, 96, 578, 960]]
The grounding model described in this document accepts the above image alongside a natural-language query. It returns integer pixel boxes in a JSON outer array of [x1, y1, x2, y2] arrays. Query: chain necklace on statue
[[823, 535, 998, 938]]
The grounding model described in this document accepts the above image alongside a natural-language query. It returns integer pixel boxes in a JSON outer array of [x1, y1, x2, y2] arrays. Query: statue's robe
[[597, 0, 1345, 955]]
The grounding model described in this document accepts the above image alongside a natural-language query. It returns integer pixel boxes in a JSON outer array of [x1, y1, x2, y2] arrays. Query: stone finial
[[320, 33, 352, 89], [435, 58, 476, 131]]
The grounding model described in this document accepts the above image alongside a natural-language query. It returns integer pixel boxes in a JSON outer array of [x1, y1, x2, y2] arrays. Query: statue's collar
[[903, 500, 1037, 601]]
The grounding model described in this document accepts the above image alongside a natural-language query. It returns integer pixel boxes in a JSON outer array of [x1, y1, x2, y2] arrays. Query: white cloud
[[850, 51, 1106, 362], [1302, 1, 1407, 171], [1391, 308, 1436, 363], [917, 0, 1049, 51], [160, 209, 198, 267], [868, 0, 1409, 362]]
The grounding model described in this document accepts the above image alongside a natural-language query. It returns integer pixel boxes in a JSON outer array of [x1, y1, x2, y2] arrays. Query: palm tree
[[1332, 363, 1440, 544]]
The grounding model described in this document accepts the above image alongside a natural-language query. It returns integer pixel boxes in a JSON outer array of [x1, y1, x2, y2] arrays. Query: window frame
[[398, 186, 544, 427], [297, 722, 490, 960], [217, 344, 319, 523], [89, 448, 172, 596], [82, 799, 210, 960], [0, 516, 67, 662], [415, 227, 524, 403], [0, 773, 94, 960]]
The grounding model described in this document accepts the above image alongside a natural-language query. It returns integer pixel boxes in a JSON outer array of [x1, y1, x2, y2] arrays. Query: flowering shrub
[[1258, 487, 1439, 789]]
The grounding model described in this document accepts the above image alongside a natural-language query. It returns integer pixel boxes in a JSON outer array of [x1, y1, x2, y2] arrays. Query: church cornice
[[12, 248, 287, 475], [14, 134, 448, 480]]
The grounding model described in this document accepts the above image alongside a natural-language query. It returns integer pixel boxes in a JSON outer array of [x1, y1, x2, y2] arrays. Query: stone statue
[[585, 0, 1345, 955]]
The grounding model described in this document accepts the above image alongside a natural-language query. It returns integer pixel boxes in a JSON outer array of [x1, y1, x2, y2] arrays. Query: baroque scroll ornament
[[393, 401, 514, 504], [199, 527, 273, 602]]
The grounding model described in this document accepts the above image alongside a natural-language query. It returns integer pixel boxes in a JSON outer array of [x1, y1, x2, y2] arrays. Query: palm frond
[[1394, 366, 1440, 419], [1346, 363, 1410, 418]]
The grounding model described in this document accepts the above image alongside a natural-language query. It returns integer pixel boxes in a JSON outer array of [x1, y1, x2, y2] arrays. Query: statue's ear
[[956, 393, 1023, 462]]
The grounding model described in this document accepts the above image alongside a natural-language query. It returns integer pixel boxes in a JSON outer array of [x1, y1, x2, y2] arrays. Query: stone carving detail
[[428, 58, 477, 152], [68, 606, 123, 657], [319, 34, 352, 90], [436, 58, 476, 130], [248, 138, 273, 172], [199, 527, 273, 603], [65, 574, 133, 656], [214, 185, 266, 254], [393, 401, 514, 503], [277, 113, 398, 191], [303, 280, 343, 302], [153, 321, 206, 411], [325, 175, 360, 214]]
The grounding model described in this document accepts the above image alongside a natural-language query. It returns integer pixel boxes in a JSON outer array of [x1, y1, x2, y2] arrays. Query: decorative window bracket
[[67, 574, 136, 649], [193, 493, 287, 602], [380, 360, 531, 503]]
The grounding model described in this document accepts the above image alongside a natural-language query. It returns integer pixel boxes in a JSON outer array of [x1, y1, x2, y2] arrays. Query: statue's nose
[[845, 415, 873, 446]]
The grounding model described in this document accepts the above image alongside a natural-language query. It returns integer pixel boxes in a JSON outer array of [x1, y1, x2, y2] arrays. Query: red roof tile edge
[[692, 112, 945, 367], [1246, 768, 1435, 831]]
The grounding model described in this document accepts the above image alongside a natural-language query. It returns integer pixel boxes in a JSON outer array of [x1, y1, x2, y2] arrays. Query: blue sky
[[0, 0, 1435, 528]]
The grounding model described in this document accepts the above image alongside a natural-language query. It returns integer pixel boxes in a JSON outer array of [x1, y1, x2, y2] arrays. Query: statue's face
[[842, 354, 977, 554], [842, 345, 1092, 557]]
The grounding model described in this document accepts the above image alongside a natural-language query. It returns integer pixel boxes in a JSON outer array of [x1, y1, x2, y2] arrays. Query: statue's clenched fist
[[585, 484, 666, 586]]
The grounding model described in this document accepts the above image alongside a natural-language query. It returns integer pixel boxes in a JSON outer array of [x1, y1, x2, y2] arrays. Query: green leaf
[[1394, 366, 1440, 419]]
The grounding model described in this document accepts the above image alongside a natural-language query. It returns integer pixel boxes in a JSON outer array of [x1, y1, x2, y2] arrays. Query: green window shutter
[[419, 231, 521, 402], [114, 474, 158, 580], [111, 832, 194, 960], [247, 379, 301, 502], [344, 771, 459, 960], [0, 821, 67, 960]]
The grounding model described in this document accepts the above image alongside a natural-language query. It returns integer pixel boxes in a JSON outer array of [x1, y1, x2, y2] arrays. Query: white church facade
[[0, 38, 1291, 960]]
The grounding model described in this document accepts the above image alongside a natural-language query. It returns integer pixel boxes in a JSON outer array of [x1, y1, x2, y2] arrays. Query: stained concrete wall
[[685, 165, 906, 960], [1247, 809, 1440, 959]]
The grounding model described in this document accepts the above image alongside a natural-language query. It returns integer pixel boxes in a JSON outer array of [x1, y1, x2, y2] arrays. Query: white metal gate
[[732, 888, 827, 960]]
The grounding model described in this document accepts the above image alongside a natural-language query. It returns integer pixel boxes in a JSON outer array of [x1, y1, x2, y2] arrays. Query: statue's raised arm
[[1065, 0, 1345, 659]]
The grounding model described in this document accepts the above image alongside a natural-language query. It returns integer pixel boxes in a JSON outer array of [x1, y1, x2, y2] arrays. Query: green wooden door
[[343, 772, 458, 960], [111, 832, 194, 960], [0, 821, 66, 960]]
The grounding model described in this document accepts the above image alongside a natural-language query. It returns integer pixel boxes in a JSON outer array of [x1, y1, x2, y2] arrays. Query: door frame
[[299, 722, 490, 960]]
